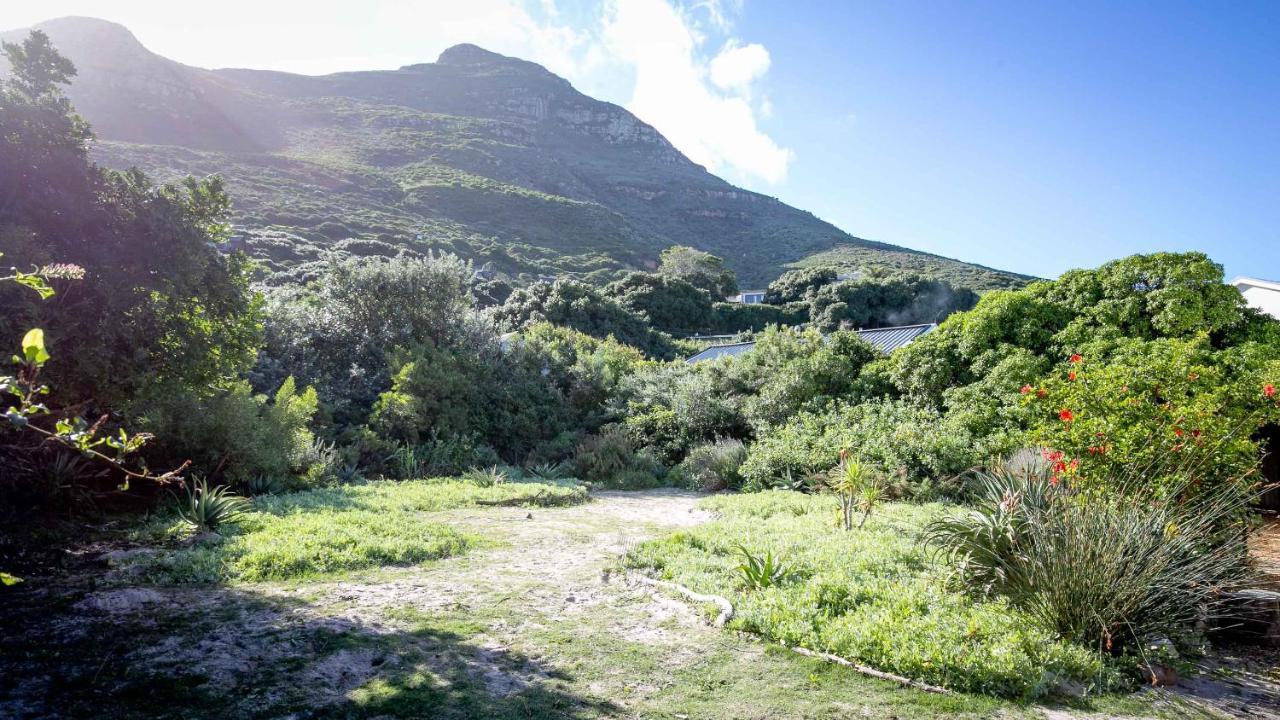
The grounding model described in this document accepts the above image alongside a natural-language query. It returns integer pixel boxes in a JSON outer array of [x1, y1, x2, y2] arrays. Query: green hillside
[[2, 16, 1031, 290]]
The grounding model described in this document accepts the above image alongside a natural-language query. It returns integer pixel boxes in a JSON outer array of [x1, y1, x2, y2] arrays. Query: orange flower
[[1070, 354, 1083, 363], [1068, 371, 1077, 382], [1266, 384, 1277, 398], [1020, 384, 1033, 394], [1059, 409, 1074, 422]]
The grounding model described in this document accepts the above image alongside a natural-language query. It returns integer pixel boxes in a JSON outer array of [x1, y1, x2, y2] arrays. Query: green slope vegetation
[[1, 16, 1031, 290]]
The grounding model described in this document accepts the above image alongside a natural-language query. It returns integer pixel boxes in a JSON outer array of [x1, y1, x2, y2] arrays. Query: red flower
[[1173, 427, 1184, 437], [1036, 389, 1048, 398], [1266, 384, 1277, 398], [1070, 354, 1083, 363], [1059, 409, 1074, 422], [1068, 371, 1077, 382], [1020, 384, 1033, 394]]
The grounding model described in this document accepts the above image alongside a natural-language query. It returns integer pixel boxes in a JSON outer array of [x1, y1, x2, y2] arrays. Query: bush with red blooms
[[1026, 335, 1280, 498]]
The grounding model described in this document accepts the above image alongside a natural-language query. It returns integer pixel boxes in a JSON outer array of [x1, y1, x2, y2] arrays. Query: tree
[[0, 31, 261, 411], [606, 272, 714, 333], [764, 267, 836, 304], [493, 279, 679, 359], [657, 245, 738, 298]]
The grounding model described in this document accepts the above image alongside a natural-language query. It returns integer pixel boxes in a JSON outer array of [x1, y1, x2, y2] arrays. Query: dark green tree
[[656, 245, 738, 298]]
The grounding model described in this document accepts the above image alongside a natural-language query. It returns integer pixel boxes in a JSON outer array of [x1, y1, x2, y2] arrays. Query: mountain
[[1, 16, 1032, 290]]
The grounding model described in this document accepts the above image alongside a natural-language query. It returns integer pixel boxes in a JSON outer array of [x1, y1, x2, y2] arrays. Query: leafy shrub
[[676, 439, 746, 491], [740, 399, 976, 496], [619, 361, 744, 464], [927, 464, 1255, 655], [132, 377, 319, 484], [177, 478, 249, 533], [573, 426, 666, 488], [1027, 337, 1280, 498]]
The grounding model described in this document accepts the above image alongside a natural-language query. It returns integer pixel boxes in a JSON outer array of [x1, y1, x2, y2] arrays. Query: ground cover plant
[[624, 491, 1120, 698], [122, 478, 587, 584]]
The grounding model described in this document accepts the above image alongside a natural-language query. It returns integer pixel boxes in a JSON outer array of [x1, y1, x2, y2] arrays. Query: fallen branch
[[788, 646, 951, 694], [630, 573, 734, 627]]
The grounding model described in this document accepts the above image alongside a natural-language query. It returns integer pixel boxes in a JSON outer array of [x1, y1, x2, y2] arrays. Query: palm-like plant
[[827, 453, 884, 531], [178, 478, 250, 533]]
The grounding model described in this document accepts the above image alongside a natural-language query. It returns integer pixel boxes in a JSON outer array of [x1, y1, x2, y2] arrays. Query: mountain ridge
[[1, 16, 1033, 290]]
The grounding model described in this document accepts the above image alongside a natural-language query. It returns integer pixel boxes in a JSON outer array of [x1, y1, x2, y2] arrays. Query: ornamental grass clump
[[927, 460, 1255, 656]]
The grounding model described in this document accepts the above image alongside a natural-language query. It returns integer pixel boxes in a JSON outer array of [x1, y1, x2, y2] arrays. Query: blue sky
[[7, 0, 1278, 280]]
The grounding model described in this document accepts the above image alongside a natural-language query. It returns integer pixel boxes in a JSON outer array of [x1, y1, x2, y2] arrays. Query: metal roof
[[685, 323, 936, 363]]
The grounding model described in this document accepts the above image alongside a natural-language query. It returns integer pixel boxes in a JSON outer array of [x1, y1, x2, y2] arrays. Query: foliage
[[656, 245, 738, 298], [787, 244, 1032, 294], [256, 253, 482, 427], [740, 399, 976, 495], [823, 454, 884, 531], [525, 460, 572, 481], [734, 328, 882, 429], [572, 425, 665, 488], [927, 465, 1255, 655], [606, 271, 715, 333], [132, 378, 320, 485], [735, 545, 785, 589], [618, 361, 745, 464], [765, 267, 838, 305], [1026, 338, 1280, 497], [493, 278, 679, 359], [626, 492, 1115, 697], [462, 466, 509, 488], [176, 478, 249, 533], [676, 439, 747, 491], [805, 275, 978, 333]]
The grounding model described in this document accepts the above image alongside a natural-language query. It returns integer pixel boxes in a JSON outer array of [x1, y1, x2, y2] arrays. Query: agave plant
[[736, 544, 786, 590], [244, 475, 283, 496], [178, 478, 250, 533], [525, 460, 571, 481], [462, 465, 508, 488]]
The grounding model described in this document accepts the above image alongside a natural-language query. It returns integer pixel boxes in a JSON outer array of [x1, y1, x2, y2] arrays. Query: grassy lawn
[[625, 490, 1127, 699], [118, 478, 587, 584]]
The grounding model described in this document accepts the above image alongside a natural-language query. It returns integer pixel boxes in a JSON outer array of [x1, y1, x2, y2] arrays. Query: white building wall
[[1233, 277, 1280, 320]]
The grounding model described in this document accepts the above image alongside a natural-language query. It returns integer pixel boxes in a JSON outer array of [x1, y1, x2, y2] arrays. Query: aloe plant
[[178, 478, 249, 533], [736, 544, 785, 589]]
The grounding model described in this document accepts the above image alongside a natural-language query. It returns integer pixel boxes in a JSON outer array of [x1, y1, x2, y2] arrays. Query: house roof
[[685, 323, 936, 363], [1232, 276, 1280, 293]]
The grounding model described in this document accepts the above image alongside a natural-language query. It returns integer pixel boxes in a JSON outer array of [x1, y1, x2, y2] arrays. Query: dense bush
[[1027, 337, 1280, 497], [132, 378, 321, 485], [493, 278, 680, 359], [739, 399, 976, 495], [606, 272, 715, 333], [676, 439, 748, 491], [572, 425, 665, 488]]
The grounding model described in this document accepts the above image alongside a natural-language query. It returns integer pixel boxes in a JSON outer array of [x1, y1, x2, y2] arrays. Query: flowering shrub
[[1027, 336, 1280, 497]]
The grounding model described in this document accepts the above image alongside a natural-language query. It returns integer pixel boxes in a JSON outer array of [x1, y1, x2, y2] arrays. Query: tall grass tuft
[[927, 460, 1255, 654]]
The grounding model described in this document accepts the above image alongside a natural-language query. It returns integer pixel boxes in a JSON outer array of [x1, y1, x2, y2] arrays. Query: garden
[[2, 29, 1280, 719]]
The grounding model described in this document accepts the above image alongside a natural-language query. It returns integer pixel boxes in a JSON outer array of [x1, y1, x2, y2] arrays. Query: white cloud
[[709, 41, 770, 93], [597, 0, 792, 183], [5, 0, 793, 184]]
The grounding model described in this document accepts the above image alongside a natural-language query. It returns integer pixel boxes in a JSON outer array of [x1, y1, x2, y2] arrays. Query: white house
[[1232, 276, 1280, 319], [726, 290, 766, 304]]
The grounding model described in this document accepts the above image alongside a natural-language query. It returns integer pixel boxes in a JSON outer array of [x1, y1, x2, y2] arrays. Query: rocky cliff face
[[1, 16, 1029, 290]]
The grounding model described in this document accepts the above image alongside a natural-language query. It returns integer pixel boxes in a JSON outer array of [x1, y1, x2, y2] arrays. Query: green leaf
[[14, 272, 55, 299], [21, 328, 50, 366], [0, 572, 22, 587]]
